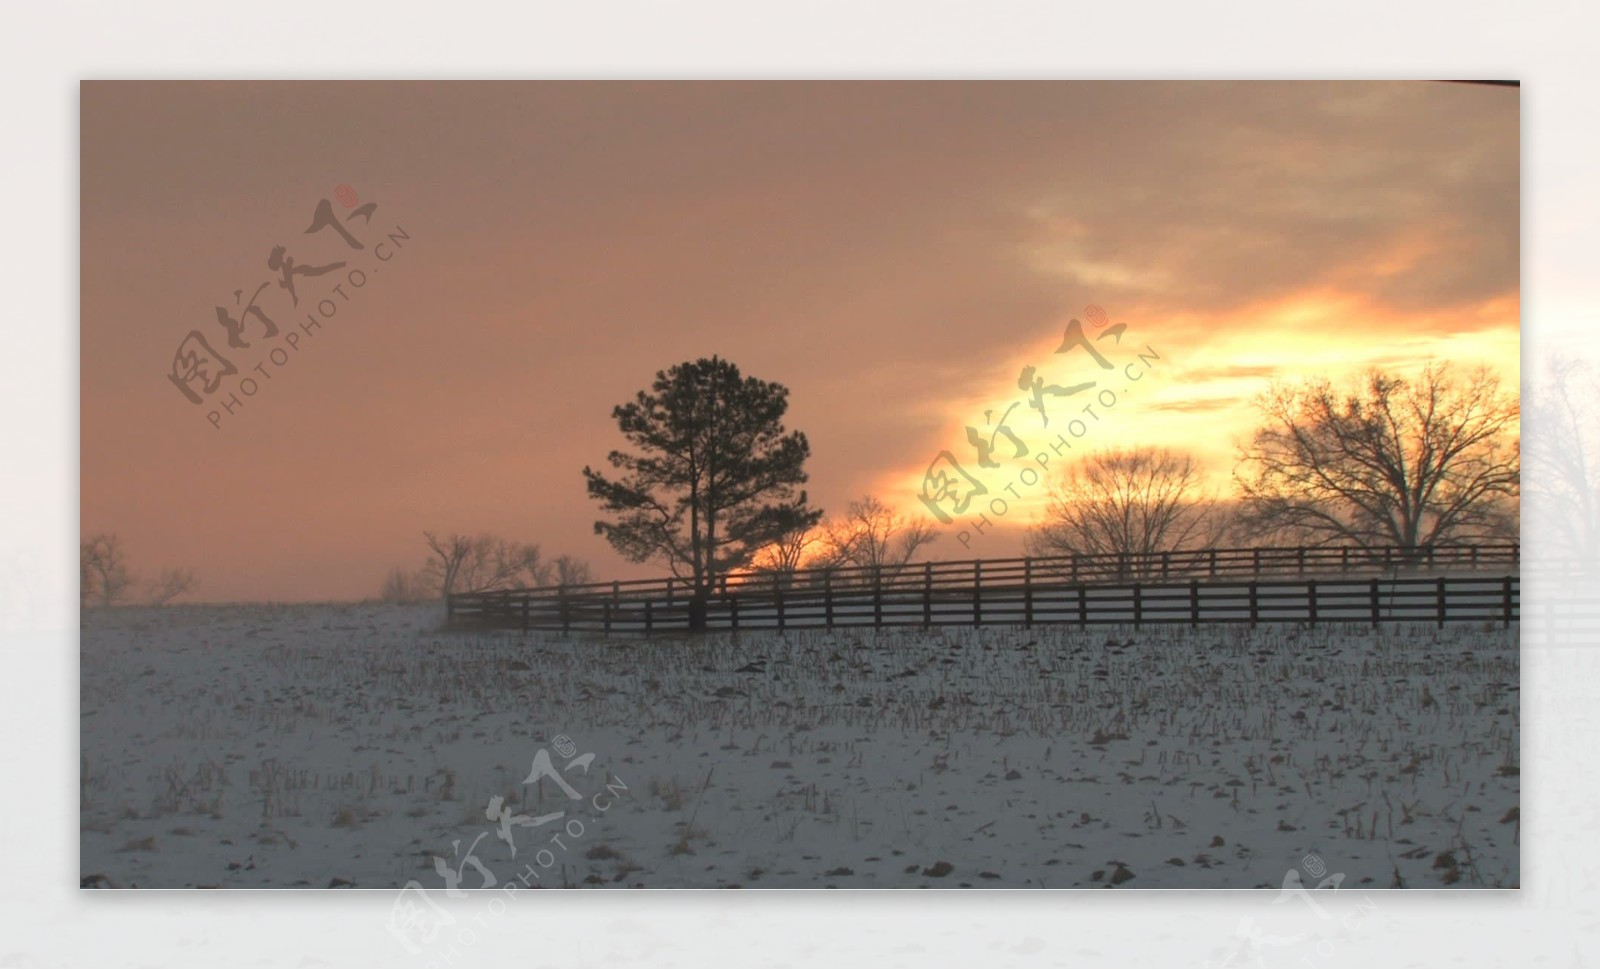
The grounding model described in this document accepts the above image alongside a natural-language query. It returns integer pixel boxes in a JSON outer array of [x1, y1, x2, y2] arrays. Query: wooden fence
[[446, 542, 1519, 634]]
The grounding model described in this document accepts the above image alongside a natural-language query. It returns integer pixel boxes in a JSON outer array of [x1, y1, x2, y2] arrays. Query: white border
[[6, 1, 1590, 965]]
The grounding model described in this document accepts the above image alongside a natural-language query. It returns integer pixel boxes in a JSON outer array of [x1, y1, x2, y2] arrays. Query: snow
[[80, 603, 1519, 893]]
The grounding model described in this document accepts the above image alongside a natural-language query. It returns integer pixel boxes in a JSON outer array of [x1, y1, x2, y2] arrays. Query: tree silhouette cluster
[[581, 357, 1521, 620], [381, 532, 593, 603], [79, 534, 199, 607], [1234, 363, 1518, 551]]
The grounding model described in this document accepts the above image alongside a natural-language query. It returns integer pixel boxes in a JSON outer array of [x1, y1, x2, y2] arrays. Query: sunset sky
[[79, 81, 1519, 602]]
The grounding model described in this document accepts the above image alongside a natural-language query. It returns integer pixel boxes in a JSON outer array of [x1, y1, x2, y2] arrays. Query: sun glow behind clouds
[[79, 81, 1518, 599], [877, 285, 1520, 552]]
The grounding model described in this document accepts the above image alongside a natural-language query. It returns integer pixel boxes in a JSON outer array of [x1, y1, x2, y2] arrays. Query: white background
[[2, 1, 1595, 965]]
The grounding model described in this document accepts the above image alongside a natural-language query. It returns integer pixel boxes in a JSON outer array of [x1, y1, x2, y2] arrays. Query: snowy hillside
[[80, 604, 1519, 894]]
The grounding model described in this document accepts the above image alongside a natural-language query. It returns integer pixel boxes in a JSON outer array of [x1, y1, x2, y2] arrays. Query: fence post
[[873, 564, 883, 627], [666, 578, 674, 606], [1024, 557, 1034, 628], [1369, 578, 1380, 627], [1308, 580, 1317, 626], [923, 563, 932, 626], [1079, 584, 1088, 627], [776, 581, 784, 631], [731, 593, 740, 631], [1297, 547, 1306, 576], [1341, 546, 1349, 572], [1190, 579, 1199, 629], [1071, 552, 1079, 584], [1436, 576, 1447, 629], [1133, 582, 1142, 631], [1253, 548, 1262, 575], [1162, 552, 1171, 580], [973, 561, 983, 626], [1248, 582, 1258, 628], [1513, 542, 1520, 566], [1471, 545, 1480, 568], [1210, 548, 1218, 579], [1502, 575, 1513, 628], [826, 573, 835, 629]]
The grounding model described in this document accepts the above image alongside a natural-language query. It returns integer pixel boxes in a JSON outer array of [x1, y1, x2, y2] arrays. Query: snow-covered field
[[80, 604, 1519, 891]]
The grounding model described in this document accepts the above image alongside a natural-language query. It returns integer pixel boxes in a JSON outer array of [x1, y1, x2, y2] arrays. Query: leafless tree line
[[742, 362, 1520, 583], [1025, 447, 1229, 572], [1022, 362, 1518, 573], [1022, 362, 1518, 571], [749, 494, 938, 587], [379, 531, 595, 603], [79, 533, 200, 607]]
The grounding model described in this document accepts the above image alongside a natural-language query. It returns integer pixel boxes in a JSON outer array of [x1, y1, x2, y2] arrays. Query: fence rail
[[446, 542, 1520, 634]]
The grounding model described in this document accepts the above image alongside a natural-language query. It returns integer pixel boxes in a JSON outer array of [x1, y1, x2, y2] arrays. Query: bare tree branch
[[553, 555, 593, 587], [1234, 362, 1519, 553], [1525, 355, 1598, 564], [422, 532, 579, 598], [80, 534, 132, 607], [421, 531, 473, 598], [1026, 447, 1220, 578], [749, 522, 822, 584], [379, 566, 432, 604], [147, 568, 199, 606], [820, 495, 940, 585]]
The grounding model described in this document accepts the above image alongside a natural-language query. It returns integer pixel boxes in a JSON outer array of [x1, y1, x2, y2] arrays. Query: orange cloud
[[875, 286, 1519, 548]]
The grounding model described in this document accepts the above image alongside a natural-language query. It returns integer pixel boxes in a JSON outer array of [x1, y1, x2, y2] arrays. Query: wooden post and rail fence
[[445, 541, 1521, 634]]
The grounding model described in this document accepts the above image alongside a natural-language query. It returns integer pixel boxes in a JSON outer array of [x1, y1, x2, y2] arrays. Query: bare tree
[[147, 568, 200, 606], [80, 534, 132, 607], [1027, 447, 1220, 578], [821, 495, 939, 584], [1197, 498, 1254, 547], [421, 532, 472, 597], [379, 567, 432, 604], [1526, 355, 1599, 566], [553, 555, 593, 587], [422, 532, 550, 597], [463, 537, 549, 591], [1235, 362, 1519, 553], [749, 522, 822, 586]]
